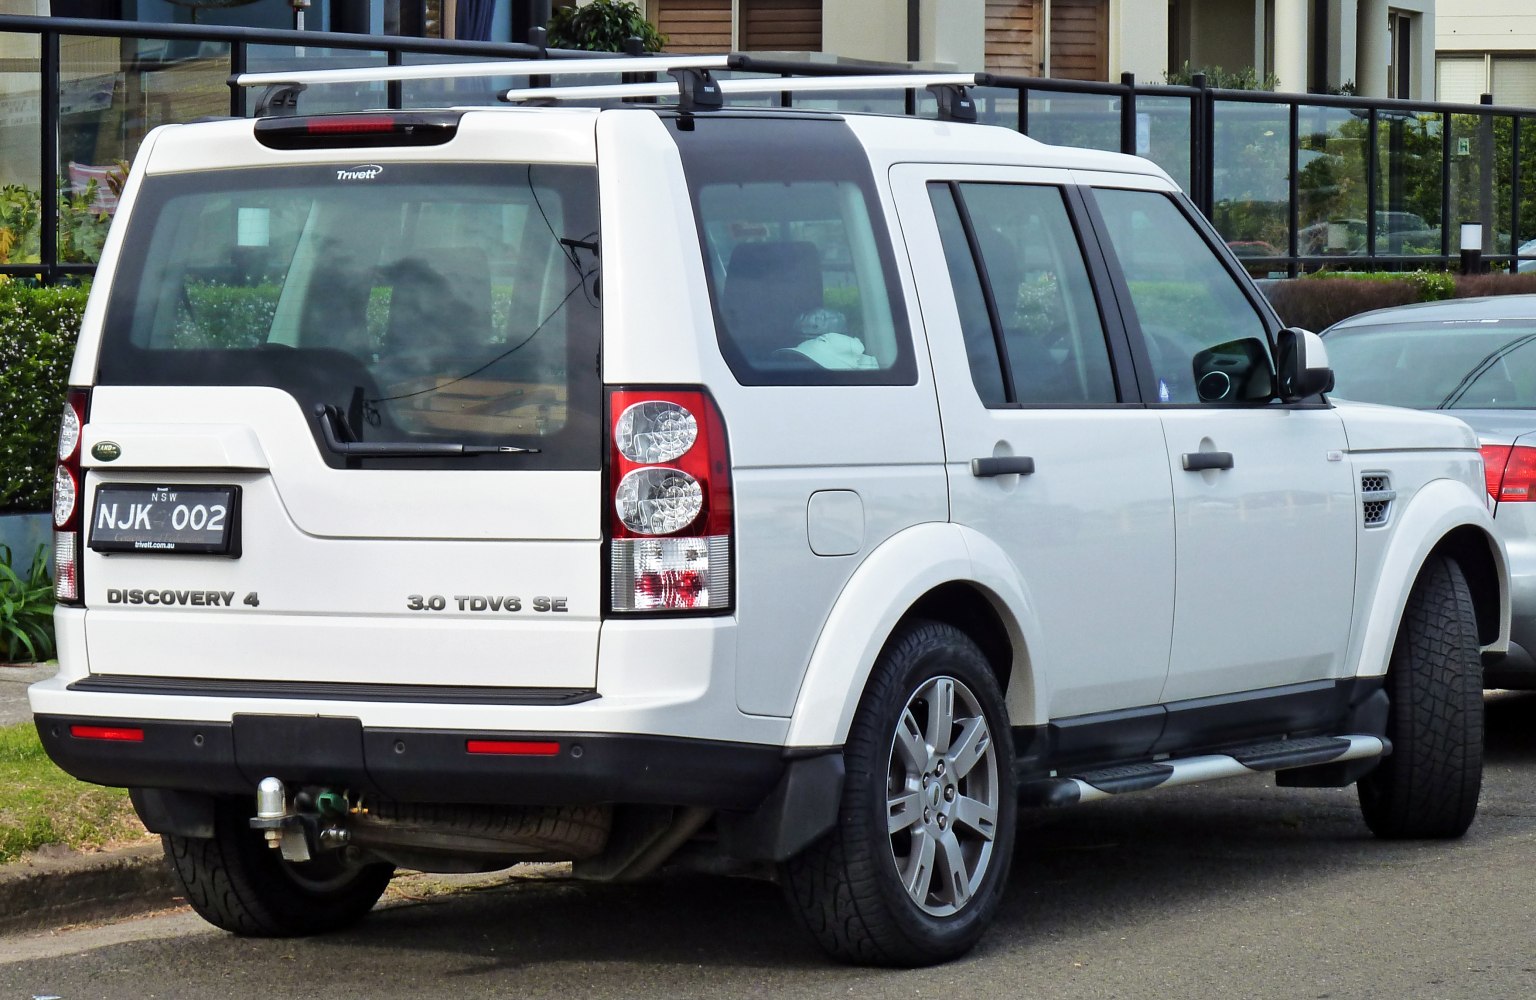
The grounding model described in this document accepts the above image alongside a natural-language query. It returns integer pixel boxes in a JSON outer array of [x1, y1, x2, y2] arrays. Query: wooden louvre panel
[[740, 0, 822, 52], [1049, 0, 1108, 81], [652, 0, 732, 54], [985, 0, 1041, 77]]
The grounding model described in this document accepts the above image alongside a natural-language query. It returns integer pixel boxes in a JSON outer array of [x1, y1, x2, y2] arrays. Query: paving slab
[[0, 662, 54, 727]]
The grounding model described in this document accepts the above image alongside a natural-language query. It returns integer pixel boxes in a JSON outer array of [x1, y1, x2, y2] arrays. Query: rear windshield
[[98, 163, 601, 469], [1326, 319, 1536, 410]]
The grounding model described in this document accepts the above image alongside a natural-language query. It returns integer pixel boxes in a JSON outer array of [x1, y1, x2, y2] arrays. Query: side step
[[1018, 734, 1390, 808]]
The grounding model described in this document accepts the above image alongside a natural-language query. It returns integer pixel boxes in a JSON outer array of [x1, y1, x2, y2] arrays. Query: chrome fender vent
[[1361, 473, 1395, 527]]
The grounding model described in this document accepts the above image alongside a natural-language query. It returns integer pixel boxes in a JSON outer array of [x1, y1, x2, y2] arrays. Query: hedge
[[0, 282, 88, 513], [1263, 270, 1536, 333]]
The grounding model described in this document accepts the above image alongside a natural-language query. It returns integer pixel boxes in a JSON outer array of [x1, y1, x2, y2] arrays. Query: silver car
[[1324, 294, 1536, 687]]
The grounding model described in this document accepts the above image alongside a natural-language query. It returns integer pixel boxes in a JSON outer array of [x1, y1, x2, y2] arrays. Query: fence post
[[1480, 93, 1495, 258], [1120, 71, 1135, 157], [229, 40, 248, 118], [1191, 72, 1212, 219], [40, 28, 58, 286]]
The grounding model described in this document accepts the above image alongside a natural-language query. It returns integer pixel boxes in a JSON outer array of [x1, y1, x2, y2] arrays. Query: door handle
[[971, 456, 1036, 477], [1181, 451, 1234, 472]]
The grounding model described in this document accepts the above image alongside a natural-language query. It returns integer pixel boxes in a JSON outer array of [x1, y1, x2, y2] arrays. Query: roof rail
[[232, 52, 980, 123], [232, 54, 729, 89]]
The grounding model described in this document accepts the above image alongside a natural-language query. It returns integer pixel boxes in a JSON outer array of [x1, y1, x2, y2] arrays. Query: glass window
[[1326, 321, 1536, 410], [1093, 188, 1271, 404], [98, 163, 600, 470], [929, 182, 1117, 407], [673, 116, 915, 387], [928, 184, 1007, 406]]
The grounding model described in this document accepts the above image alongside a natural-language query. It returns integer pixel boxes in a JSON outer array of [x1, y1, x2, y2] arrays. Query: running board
[[1018, 734, 1390, 808]]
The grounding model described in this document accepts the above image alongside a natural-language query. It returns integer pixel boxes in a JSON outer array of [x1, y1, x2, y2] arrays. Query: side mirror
[[1276, 327, 1335, 402]]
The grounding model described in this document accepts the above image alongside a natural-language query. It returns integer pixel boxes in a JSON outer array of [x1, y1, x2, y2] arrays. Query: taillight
[[607, 388, 732, 613], [53, 388, 89, 603], [254, 112, 461, 150], [1482, 443, 1536, 504]]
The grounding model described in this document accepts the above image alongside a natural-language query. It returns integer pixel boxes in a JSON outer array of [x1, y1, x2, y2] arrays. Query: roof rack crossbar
[[232, 54, 729, 90], [501, 72, 980, 120]]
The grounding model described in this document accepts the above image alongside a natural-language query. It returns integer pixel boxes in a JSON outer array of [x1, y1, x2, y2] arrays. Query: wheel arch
[[783, 523, 1039, 748], [1434, 524, 1505, 648], [1354, 478, 1509, 678]]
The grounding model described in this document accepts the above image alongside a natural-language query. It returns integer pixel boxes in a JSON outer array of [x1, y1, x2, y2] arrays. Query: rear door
[[890, 164, 1175, 729], [81, 144, 605, 690]]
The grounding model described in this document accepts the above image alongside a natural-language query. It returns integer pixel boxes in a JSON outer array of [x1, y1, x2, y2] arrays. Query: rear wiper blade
[[315, 405, 539, 457]]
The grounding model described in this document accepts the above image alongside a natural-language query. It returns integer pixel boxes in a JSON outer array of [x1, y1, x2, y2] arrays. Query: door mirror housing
[[1276, 327, 1334, 402]]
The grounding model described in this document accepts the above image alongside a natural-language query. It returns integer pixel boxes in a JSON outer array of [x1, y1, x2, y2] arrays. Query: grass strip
[[0, 721, 150, 864]]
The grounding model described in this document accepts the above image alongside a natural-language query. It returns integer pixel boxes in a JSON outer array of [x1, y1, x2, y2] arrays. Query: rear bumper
[[34, 713, 787, 810]]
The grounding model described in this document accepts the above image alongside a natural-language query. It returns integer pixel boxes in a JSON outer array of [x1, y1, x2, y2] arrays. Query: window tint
[[928, 181, 1118, 406], [671, 116, 915, 386], [1093, 188, 1272, 404], [98, 163, 600, 470]]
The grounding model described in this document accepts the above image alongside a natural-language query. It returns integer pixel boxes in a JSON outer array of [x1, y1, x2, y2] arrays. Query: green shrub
[[0, 281, 89, 513], [0, 543, 53, 663], [1164, 61, 1280, 92], [547, 0, 665, 52], [0, 184, 115, 267]]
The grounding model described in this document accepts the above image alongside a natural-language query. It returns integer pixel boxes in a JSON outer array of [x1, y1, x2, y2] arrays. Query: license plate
[[89, 485, 241, 556]]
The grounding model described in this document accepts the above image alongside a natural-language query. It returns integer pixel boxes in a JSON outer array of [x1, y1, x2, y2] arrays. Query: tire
[[780, 620, 1017, 966], [1358, 554, 1484, 839], [165, 797, 394, 937]]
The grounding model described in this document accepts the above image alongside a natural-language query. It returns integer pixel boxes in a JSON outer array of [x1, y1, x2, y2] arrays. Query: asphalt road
[[3, 693, 1536, 999]]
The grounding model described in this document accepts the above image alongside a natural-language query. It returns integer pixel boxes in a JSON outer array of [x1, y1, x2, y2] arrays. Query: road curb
[[0, 842, 178, 935]]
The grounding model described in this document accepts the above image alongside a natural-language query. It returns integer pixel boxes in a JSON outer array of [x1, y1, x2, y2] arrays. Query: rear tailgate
[[80, 388, 601, 689], [75, 115, 605, 692]]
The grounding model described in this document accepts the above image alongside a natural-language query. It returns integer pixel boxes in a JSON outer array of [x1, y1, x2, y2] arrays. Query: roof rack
[[233, 54, 729, 89], [504, 73, 980, 121], [231, 53, 980, 123]]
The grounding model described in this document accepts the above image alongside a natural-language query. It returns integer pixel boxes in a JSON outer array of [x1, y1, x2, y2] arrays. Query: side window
[[929, 184, 1007, 406], [928, 181, 1119, 407], [698, 181, 909, 385], [1093, 188, 1274, 405]]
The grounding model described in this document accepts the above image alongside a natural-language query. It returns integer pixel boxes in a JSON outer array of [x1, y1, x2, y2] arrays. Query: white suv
[[32, 57, 1507, 966]]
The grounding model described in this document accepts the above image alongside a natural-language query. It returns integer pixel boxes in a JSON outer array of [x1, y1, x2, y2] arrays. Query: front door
[[1083, 180, 1357, 708]]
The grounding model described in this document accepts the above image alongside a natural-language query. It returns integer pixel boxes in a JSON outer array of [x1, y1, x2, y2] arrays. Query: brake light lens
[[466, 739, 560, 756], [608, 388, 732, 613], [254, 111, 461, 150], [1482, 443, 1536, 503], [70, 725, 144, 742], [53, 389, 89, 603]]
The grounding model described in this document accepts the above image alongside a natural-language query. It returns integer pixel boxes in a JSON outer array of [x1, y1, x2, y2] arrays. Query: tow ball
[[248, 776, 362, 862]]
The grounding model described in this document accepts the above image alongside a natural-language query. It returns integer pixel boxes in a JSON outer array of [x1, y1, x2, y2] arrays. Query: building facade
[[1435, 0, 1536, 105]]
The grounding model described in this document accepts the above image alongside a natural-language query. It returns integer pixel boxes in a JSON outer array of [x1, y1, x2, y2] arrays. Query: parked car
[[1515, 237, 1536, 272], [31, 55, 1506, 966], [1325, 294, 1536, 686]]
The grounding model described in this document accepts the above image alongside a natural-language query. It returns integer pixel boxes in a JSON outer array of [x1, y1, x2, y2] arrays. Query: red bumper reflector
[[70, 725, 145, 742], [466, 739, 560, 756]]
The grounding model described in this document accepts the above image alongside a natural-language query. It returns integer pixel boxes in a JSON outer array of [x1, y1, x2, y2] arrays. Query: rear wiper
[[315, 405, 540, 457]]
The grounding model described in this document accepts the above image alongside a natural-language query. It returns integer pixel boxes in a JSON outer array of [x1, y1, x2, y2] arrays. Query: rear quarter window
[[668, 115, 917, 387]]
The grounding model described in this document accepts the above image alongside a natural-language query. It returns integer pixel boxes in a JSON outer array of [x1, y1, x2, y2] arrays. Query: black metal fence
[[1, 12, 1531, 283]]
